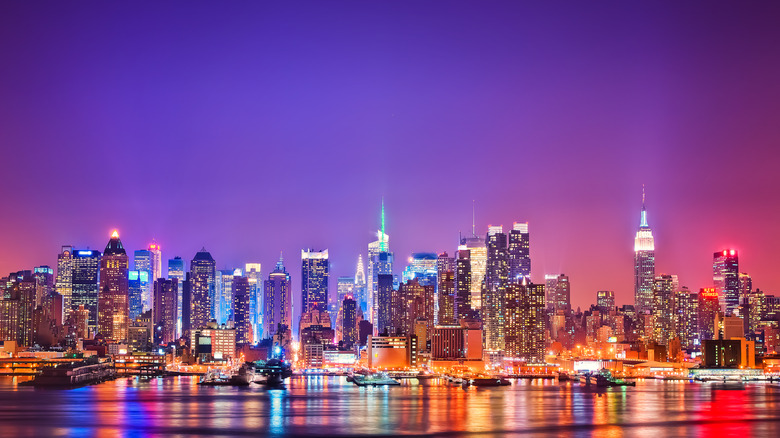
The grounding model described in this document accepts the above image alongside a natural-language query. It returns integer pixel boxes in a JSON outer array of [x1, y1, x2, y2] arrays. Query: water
[[1, 376, 780, 436]]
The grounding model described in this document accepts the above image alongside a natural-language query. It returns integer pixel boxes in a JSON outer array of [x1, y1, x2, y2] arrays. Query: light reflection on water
[[1, 376, 779, 436]]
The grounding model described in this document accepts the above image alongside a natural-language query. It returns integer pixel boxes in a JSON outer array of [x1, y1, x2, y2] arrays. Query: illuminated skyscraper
[[189, 248, 215, 332], [597, 290, 615, 312], [677, 289, 699, 351], [341, 296, 358, 347], [128, 270, 145, 320], [455, 248, 472, 321], [507, 222, 530, 282], [232, 275, 252, 345], [652, 274, 675, 346], [368, 200, 393, 323], [634, 188, 656, 314], [72, 249, 101, 333], [402, 253, 438, 286], [545, 274, 571, 313], [461, 234, 486, 310], [134, 249, 153, 312], [301, 249, 329, 314], [153, 278, 178, 344], [263, 256, 291, 339], [437, 252, 455, 325], [148, 241, 162, 281], [714, 249, 739, 315], [698, 288, 720, 342], [167, 257, 185, 337], [98, 230, 129, 342], [504, 280, 546, 363], [376, 273, 395, 335], [354, 255, 367, 313], [215, 269, 236, 324], [244, 263, 262, 342], [55, 246, 73, 318], [484, 225, 508, 351]]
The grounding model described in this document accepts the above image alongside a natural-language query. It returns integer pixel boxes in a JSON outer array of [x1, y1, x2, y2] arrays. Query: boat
[[352, 372, 400, 387], [581, 370, 635, 387], [254, 359, 293, 386], [557, 372, 573, 382], [470, 376, 512, 387], [26, 361, 116, 387]]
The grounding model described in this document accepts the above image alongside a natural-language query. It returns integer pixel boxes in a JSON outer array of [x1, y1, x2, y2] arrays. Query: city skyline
[[2, 2, 780, 310]]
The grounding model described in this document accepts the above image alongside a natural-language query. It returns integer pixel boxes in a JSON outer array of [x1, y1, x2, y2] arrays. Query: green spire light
[[380, 198, 387, 252]]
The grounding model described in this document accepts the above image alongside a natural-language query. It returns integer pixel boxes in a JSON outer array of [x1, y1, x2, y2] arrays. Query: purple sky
[[1, 1, 779, 310]]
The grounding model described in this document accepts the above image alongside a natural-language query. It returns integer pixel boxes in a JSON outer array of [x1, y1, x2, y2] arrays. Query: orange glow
[[111, 230, 119, 238]]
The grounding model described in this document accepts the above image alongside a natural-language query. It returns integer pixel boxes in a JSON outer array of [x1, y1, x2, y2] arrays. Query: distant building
[[71, 249, 101, 333], [232, 276, 252, 345], [193, 322, 236, 363], [367, 200, 393, 324], [167, 257, 185, 338], [128, 270, 147, 321], [698, 288, 720, 342], [301, 249, 329, 314], [597, 291, 615, 311], [133, 249, 153, 313], [436, 252, 455, 325], [484, 226, 508, 351], [153, 278, 178, 345], [504, 280, 545, 363], [714, 249, 739, 315], [507, 222, 530, 281], [634, 189, 655, 314], [98, 231, 130, 342], [454, 248, 472, 321], [263, 256, 291, 340], [546, 274, 571, 313], [367, 334, 418, 370], [55, 246, 74, 318], [244, 263, 262, 343], [189, 248, 215, 333]]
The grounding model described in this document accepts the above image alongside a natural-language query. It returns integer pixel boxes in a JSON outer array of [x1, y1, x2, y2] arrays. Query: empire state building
[[634, 189, 656, 314]]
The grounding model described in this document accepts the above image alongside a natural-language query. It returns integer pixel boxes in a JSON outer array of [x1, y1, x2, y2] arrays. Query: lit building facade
[[133, 249, 153, 313], [153, 278, 178, 345], [263, 257, 291, 339], [437, 252, 455, 325], [189, 248, 215, 334], [507, 222, 530, 282], [484, 226, 508, 351], [714, 249, 739, 315], [232, 275, 252, 345], [71, 249, 101, 333], [301, 249, 329, 313], [55, 246, 73, 318], [634, 191, 656, 314], [98, 231, 130, 342], [455, 248, 472, 321]]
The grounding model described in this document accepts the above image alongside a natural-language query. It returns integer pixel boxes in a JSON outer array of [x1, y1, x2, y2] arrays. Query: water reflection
[[0, 377, 779, 436]]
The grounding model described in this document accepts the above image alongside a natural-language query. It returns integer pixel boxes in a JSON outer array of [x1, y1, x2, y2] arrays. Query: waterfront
[[1, 377, 780, 436]]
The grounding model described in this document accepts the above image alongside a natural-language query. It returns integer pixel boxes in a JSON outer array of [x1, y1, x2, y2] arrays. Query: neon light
[[129, 271, 139, 281], [78, 251, 93, 256]]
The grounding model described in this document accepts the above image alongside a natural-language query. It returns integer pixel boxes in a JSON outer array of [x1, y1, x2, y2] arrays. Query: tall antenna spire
[[640, 185, 649, 228], [472, 199, 476, 237], [380, 198, 387, 251]]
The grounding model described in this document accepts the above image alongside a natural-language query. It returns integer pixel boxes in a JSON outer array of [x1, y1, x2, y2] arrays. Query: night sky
[[1, 1, 779, 310]]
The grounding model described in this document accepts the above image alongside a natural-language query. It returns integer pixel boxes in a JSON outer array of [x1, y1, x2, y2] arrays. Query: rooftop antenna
[[472, 199, 476, 237]]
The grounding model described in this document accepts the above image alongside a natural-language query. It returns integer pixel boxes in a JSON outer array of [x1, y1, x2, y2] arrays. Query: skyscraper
[[263, 256, 291, 339], [436, 252, 456, 325], [455, 248, 472, 321], [71, 249, 101, 333], [215, 269, 236, 324], [698, 287, 720, 342], [402, 253, 438, 286], [634, 188, 656, 314], [244, 263, 262, 342], [189, 248, 215, 333], [484, 225, 508, 351], [148, 241, 163, 281], [341, 296, 358, 347], [507, 222, 530, 281], [167, 256, 185, 337], [596, 290, 615, 312], [134, 249, 153, 313], [545, 274, 571, 313], [652, 274, 675, 346], [461, 234, 487, 310], [368, 200, 393, 324], [376, 273, 395, 335], [301, 249, 329, 316], [153, 278, 178, 345], [55, 246, 73, 318], [98, 230, 129, 342], [354, 255, 367, 313], [504, 280, 546, 363], [714, 249, 739, 315], [128, 270, 145, 320], [232, 275, 252, 345]]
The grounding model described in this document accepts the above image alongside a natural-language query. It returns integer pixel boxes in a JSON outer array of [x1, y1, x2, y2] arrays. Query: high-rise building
[[134, 249, 153, 313], [244, 263, 262, 343], [72, 249, 101, 333], [354, 255, 367, 314], [677, 290, 699, 351], [153, 278, 178, 345], [33, 266, 54, 307], [167, 257, 185, 337], [545, 274, 571, 313], [597, 290, 615, 312], [301, 249, 329, 315], [714, 249, 739, 315], [98, 231, 129, 342], [507, 222, 530, 282], [376, 274, 395, 335], [504, 280, 546, 363], [148, 241, 163, 281], [634, 189, 656, 314], [698, 288, 720, 342], [461, 235, 487, 310], [189, 248, 215, 333], [652, 274, 676, 346], [232, 276, 252, 345], [128, 270, 146, 320], [367, 200, 393, 324], [340, 296, 358, 347], [455, 248, 472, 321], [215, 269, 236, 324], [437, 252, 455, 325], [55, 246, 73, 318], [484, 226, 508, 351], [402, 253, 438, 286], [263, 256, 291, 339]]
